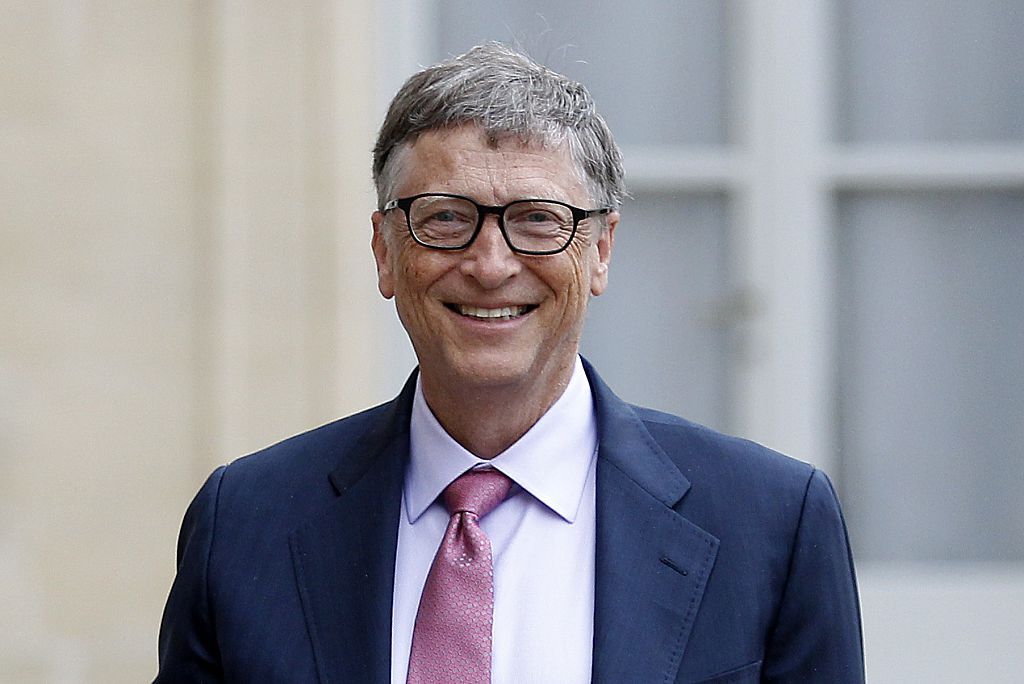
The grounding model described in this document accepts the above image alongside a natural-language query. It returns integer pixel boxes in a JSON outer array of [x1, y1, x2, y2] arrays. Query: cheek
[[412, 256, 442, 283], [542, 252, 593, 314], [566, 246, 598, 297], [398, 259, 420, 283], [572, 262, 589, 296], [394, 251, 446, 300]]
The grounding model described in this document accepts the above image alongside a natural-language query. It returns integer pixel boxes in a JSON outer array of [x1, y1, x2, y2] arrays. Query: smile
[[446, 304, 536, 320]]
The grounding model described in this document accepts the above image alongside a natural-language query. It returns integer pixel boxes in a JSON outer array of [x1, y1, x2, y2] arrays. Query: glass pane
[[434, 0, 729, 146], [836, 191, 1024, 561], [582, 192, 732, 432], [835, 0, 1024, 143]]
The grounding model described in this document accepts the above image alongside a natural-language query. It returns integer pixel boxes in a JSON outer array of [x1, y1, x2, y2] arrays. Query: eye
[[505, 202, 572, 234], [410, 197, 476, 228], [521, 209, 560, 223], [429, 209, 461, 222]]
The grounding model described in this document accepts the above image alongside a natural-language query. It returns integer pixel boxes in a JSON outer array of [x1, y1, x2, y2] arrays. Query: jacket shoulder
[[633, 404, 815, 486], [230, 401, 394, 472], [211, 399, 403, 520]]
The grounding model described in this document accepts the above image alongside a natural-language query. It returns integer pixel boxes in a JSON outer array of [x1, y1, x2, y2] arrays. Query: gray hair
[[372, 42, 625, 212]]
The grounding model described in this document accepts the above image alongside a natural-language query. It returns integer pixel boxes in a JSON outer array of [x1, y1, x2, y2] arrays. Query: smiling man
[[156, 44, 864, 683]]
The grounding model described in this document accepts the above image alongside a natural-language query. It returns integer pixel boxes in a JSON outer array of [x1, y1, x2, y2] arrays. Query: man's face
[[371, 125, 617, 399]]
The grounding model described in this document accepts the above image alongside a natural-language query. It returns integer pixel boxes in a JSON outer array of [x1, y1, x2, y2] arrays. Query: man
[[156, 43, 863, 683]]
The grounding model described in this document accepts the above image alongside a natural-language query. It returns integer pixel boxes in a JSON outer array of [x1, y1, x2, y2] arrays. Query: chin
[[445, 349, 538, 388]]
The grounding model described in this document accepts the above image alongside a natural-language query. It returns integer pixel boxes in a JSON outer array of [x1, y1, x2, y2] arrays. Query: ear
[[371, 211, 395, 299], [590, 211, 617, 296]]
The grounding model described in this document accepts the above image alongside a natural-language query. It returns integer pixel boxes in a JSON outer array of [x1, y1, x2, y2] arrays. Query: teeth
[[458, 305, 529, 320]]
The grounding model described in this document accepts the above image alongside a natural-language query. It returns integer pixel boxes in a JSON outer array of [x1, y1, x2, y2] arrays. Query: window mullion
[[731, 0, 837, 471]]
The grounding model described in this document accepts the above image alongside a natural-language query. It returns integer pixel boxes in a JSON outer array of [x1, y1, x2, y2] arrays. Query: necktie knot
[[443, 468, 512, 519]]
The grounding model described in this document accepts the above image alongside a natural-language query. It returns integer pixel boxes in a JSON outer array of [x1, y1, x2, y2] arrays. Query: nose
[[458, 215, 522, 288]]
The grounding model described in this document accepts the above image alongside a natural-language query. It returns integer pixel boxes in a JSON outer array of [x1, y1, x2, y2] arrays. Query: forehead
[[394, 126, 588, 204]]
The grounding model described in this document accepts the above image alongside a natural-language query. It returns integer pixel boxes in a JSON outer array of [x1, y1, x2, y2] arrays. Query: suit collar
[[584, 358, 691, 507], [290, 371, 417, 684], [584, 359, 720, 684]]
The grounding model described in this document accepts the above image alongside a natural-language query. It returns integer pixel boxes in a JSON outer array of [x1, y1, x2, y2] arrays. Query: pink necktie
[[406, 468, 513, 684]]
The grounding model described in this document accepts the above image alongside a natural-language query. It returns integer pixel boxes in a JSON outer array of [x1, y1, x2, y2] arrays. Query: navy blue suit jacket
[[156, 361, 864, 682]]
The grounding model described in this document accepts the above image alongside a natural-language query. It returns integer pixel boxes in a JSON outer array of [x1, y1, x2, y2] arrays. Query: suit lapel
[[586, 362, 720, 684], [289, 375, 416, 684]]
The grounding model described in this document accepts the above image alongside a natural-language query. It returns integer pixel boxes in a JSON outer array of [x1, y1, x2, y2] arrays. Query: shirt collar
[[405, 356, 597, 524]]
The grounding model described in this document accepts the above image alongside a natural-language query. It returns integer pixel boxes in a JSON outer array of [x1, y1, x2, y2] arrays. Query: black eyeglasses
[[382, 192, 611, 256]]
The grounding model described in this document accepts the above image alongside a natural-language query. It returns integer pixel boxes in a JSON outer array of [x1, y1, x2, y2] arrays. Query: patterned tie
[[406, 468, 513, 684]]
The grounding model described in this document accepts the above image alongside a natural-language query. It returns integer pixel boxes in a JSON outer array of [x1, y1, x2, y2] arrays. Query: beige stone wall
[[0, 2, 385, 680]]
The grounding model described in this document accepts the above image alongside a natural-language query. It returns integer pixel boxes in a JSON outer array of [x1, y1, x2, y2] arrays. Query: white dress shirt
[[391, 356, 598, 684]]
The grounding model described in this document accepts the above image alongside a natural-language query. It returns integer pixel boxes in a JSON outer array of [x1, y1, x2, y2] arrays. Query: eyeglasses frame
[[382, 192, 611, 256]]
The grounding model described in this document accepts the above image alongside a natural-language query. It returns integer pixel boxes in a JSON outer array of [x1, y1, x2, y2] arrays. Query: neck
[[419, 362, 575, 459]]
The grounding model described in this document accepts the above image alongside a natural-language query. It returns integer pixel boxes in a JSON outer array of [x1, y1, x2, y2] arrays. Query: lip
[[443, 302, 539, 324]]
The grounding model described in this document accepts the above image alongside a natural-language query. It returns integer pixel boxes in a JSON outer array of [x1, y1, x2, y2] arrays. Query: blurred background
[[2, 1, 1022, 681]]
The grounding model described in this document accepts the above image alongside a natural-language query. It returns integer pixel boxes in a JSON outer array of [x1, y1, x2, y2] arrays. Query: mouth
[[445, 303, 537, 320]]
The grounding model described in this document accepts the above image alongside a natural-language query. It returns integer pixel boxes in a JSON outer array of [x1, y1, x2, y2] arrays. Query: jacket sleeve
[[762, 469, 865, 682], [154, 466, 227, 683]]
